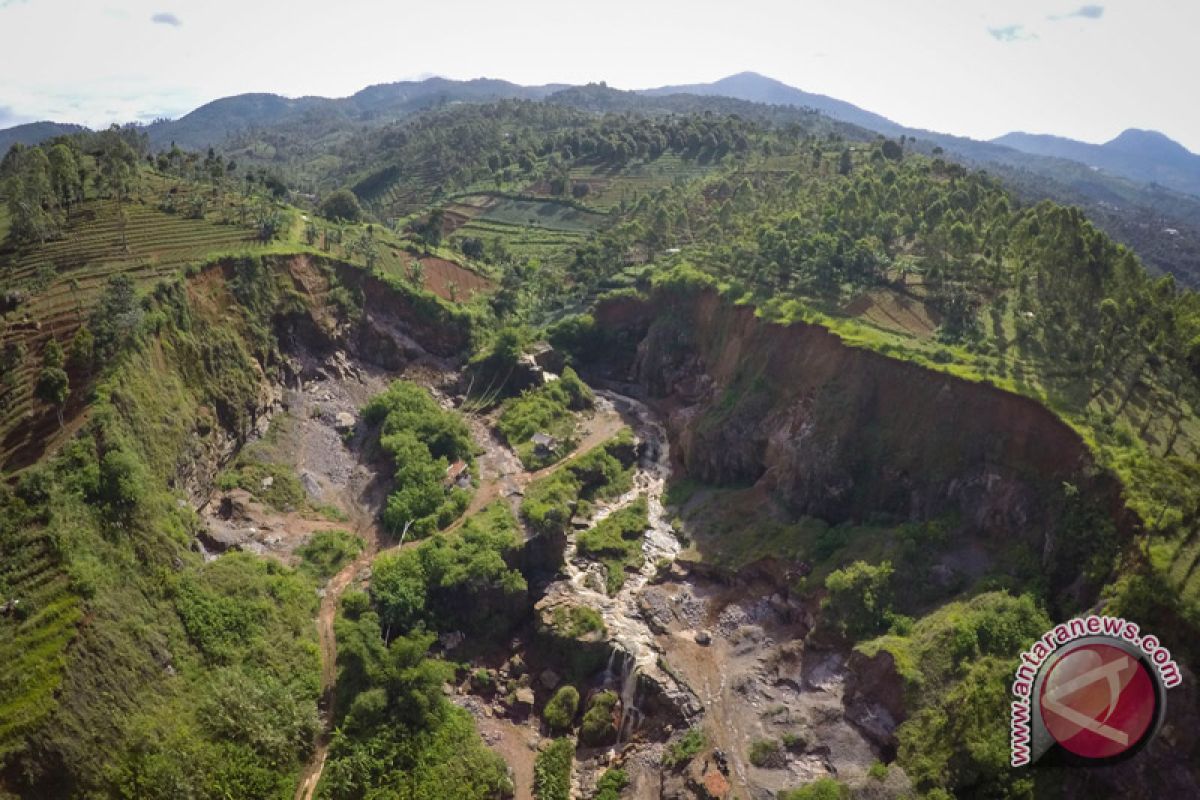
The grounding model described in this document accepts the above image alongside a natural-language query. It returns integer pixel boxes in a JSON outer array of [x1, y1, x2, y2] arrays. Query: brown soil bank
[[593, 287, 1131, 597]]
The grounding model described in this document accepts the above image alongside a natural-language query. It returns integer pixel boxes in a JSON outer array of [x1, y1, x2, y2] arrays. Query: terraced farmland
[[442, 194, 611, 268], [568, 152, 721, 210], [0, 526, 81, 760], [0, 197, 260, 469]]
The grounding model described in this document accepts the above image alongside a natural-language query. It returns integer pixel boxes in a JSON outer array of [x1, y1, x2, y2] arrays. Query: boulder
[[334, 411, 356, 432]]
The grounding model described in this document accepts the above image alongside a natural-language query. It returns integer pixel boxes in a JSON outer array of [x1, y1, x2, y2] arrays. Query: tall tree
[[47, 143, 83, 221], [36, 339, 70, 428], [95, 126, 140, 251], [3, 145, 56, 243]]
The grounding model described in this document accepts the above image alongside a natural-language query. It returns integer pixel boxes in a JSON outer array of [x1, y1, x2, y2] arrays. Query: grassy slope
[[0, 262, 325, 795]]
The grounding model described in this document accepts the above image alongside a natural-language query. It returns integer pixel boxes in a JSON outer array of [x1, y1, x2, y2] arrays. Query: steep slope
[[594, 287, 1127, 597], [584, 284, 1199, 798]]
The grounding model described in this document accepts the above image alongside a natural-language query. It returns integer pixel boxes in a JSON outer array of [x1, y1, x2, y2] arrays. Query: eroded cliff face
[[594, 287, 1129, 594]]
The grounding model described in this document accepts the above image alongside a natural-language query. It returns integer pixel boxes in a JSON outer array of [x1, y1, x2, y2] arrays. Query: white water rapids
[[549, 389, 692, 741]]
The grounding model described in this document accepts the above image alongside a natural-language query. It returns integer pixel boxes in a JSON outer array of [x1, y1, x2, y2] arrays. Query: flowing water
[[551, 390, 693, 740]]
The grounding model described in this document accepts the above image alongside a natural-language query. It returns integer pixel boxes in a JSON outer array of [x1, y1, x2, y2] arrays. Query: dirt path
[[443, 395, 625, 536], [294, 528, 378, 800], [291, 375, 626, 797]]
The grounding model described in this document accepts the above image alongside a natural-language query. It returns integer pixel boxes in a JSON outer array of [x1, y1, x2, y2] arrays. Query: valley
[[3, 73, 1200, 800]]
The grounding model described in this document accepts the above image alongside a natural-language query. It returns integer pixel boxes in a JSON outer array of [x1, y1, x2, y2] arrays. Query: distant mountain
[[145, 77, 563, 150], [637, 72, 1200, 284], [5, 72, 1199, 285], [0, 121, 89, 153], [994, 129, 1200, 198], [643, 72, 905, 137]]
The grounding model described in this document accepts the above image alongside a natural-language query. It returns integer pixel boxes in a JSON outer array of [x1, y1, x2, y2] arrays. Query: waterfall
[[616, 649, 643, 743], [547, 390, 697, 743]]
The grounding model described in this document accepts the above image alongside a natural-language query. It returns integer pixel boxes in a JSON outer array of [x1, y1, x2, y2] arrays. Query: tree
[[67, 326, 95, 375], [95, 126, 140, 251], [822, 561, 894, 638], [47, 143, 83, 220], [318, 189, 362, 223], [838, 148, 853, 176], [3, 145, 56, 243], [36, 340, 69, 427]]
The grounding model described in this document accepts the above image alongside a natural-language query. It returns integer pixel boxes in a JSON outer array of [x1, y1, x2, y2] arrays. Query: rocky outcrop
[[593, 287, 1130, 596]]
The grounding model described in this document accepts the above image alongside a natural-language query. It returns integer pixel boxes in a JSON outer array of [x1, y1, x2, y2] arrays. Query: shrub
[[340, 590, 370, 619], [662, 727, 705, 768], [594, 768, 629, 800], [779, 778, 850, 800], [364, 381, 473, 537], [579, 691, 618, 746], [534, 738, 574, 800], [822, 560, 894, 639], [371, 502, 527, 638], [297, 530, 362, 580], [781, 731, 807, 751], [552, 605, 605, 638], [496, 367, 593, 469], [748, 737, 784, 768], [521, 430, 638, 535], [543, 685, 580, 731], [576, 496, 649, 595]]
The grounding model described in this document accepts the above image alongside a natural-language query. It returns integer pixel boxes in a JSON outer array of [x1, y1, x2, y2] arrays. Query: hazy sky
[[1, 0, 1197, 151]]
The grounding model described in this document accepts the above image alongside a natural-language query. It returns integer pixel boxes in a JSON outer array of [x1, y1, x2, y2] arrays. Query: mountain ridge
[[993, 127, 1200, 196]]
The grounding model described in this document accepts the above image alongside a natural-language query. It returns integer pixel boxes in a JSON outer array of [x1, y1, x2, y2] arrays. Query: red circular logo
[[1038, 642, 1157, 760]]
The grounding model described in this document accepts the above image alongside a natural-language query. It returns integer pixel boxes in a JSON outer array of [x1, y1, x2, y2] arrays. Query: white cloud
[[150, 11, 182, 27]]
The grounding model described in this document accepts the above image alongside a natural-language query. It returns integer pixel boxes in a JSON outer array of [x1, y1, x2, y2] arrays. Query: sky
[[1, 0, 1197, 152]]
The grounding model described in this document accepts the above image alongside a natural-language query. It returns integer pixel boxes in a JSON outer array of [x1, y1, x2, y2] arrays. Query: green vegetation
[[216, 458, 307, 511], [779, 778, 851, 800], [363, 380, 473, 537], [521, 430, 636, 536], [5, 84, 1200, 800], [576, 496, 650, 594], [318, 188, 363, 223], [662, 727, 705, 768], [857, 592, 1051, 797], [821, 560, 895, 639], [370, 502, 528, 639], [543, 685, 580, 731], [533, 738, 574, 800], [594, 768, 630, 800], [297, 530, 363, 581], [497, 366, 593, 469], [550, 605, 606, 639], [579, 690, 618, 746], [748, 737, 784, 768], [0, 257, 323, 796], [319, 622, 511, 799]]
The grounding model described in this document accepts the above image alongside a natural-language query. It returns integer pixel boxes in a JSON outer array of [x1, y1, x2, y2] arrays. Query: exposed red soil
[[417, 255, 494, 302]]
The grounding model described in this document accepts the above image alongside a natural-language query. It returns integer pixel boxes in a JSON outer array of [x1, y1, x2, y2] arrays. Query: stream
[[554, 391, 691, 736]]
